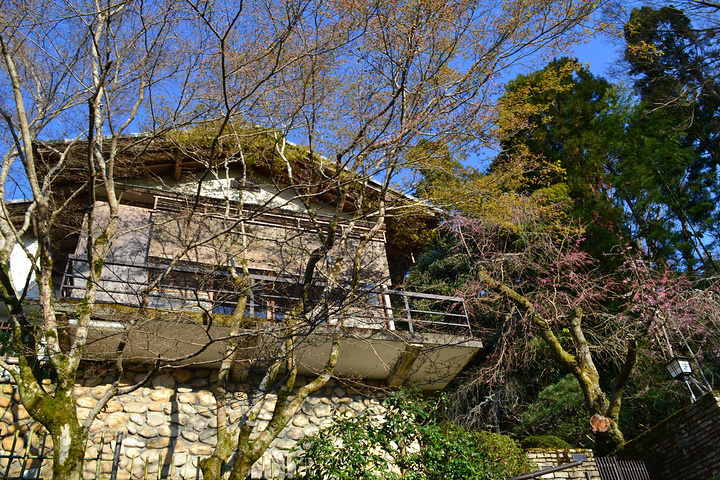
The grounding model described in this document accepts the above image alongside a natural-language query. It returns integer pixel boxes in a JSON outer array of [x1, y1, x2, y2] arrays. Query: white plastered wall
[[9, 239, 39, 299]]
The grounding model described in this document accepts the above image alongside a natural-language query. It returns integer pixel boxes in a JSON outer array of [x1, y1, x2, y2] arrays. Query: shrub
[[0, 329, 14, 355], [515, 374, 590, 447], [520, 435, 572, 449], [295, 390, 533, 480]]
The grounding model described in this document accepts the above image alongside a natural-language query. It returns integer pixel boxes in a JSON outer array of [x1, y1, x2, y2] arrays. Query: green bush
[[515, 374, 591, 448], [520, 435, 572, 449], [295, 390, 533, 480], [617, 357, 687, 441], [0, 329, 15, 355]]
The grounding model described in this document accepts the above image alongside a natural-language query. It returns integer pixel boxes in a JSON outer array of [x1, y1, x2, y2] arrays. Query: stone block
[[197, 391, 215, 407], [146, 437, 172, 449], [91, 385, 111, 400], [138, 426, 158, 438], [199, 429, 216, 445], [106, 413, 129, 429], [129, 413, 144, 425], [122, 437, 146, 448], [173, 369, 193, 384], [173, 438, 190, 453], [189, 443, 212, 456], [313, 404, 332, 418], [124, 402, 148, 414], [105, 400, 123, 413], [151, 389, 173, 402], [169, 413, 187, 426], [178, 393, 197, 405], [190, 378, 209, 388], [3, 435, 24, 450], [77, 395, 97, 408], [14, 405, 29, 420], [292, 413, 310, 427], [192, 416, 208, 432], [167, 451, 187, 468], [146, 412, 166, 427], [302, 425, 319, 436], [85, 375, 103, 387], [152, 374, 175, 389], [89, 419, 105, 433], [135, 394, 152, 404]]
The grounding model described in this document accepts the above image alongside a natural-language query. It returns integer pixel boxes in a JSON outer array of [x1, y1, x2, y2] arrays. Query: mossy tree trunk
[[0, 4, 155, 478], [478, 267, 637, 454]]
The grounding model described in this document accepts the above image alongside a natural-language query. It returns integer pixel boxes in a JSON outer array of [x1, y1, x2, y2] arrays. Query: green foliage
[[405, 233, 473, 297], [616, 354, 687, 440], [515, 375, 592, 448], [520, 435, 572, 449], [410, 140, 469, 201], [622, 6, 720, 273], [0, 329, 14, 355], [295, 390, 533, 480], [493, 57, 628, 264]]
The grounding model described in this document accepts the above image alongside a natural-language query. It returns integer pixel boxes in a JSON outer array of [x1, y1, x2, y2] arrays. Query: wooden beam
[[386, 343, 423, 388]]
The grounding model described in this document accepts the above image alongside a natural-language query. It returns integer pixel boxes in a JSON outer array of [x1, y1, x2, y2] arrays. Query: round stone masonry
[[0, 368, 386, 480]]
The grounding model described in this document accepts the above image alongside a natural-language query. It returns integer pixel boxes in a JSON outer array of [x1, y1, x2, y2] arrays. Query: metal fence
[[0, 429, 295, 479], [60, 256, 472, 336], [596, 456, 655, 480], [0, 431, 207, 480]]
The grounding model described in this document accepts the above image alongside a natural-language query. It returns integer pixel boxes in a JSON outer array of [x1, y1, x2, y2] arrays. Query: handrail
[[60, 256, 472, 336], [507, 461, 584, 480]]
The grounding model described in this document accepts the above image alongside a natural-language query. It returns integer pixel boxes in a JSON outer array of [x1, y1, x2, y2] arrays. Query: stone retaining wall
[[615, 391, 720, 479], [0, 365, 384, 479], [526, 449, 601, 479]]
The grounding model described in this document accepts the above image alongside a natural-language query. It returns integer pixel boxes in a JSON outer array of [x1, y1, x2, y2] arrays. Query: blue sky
[[573, 35, 624, 77]]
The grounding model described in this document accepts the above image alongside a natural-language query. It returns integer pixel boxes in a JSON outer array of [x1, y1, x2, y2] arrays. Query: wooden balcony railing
[[60, 255, 472, 336]]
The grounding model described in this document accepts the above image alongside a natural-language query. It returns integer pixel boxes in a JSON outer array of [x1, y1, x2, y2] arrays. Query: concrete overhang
[[46, 303, 482, 391], [1, 301, 480, 391]]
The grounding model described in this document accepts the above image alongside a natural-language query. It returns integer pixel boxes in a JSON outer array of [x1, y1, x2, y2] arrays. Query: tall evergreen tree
[[622, 6, 720, 273], [492, 58, 628, 263]]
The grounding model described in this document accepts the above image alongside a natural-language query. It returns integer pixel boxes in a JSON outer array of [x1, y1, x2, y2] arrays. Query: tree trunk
[[229, 453, 255, 480], [50, 421, 87, 480], [590, 414, 625, 455], [480, 267, 632, 454], [200, 425, 237, 479]]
